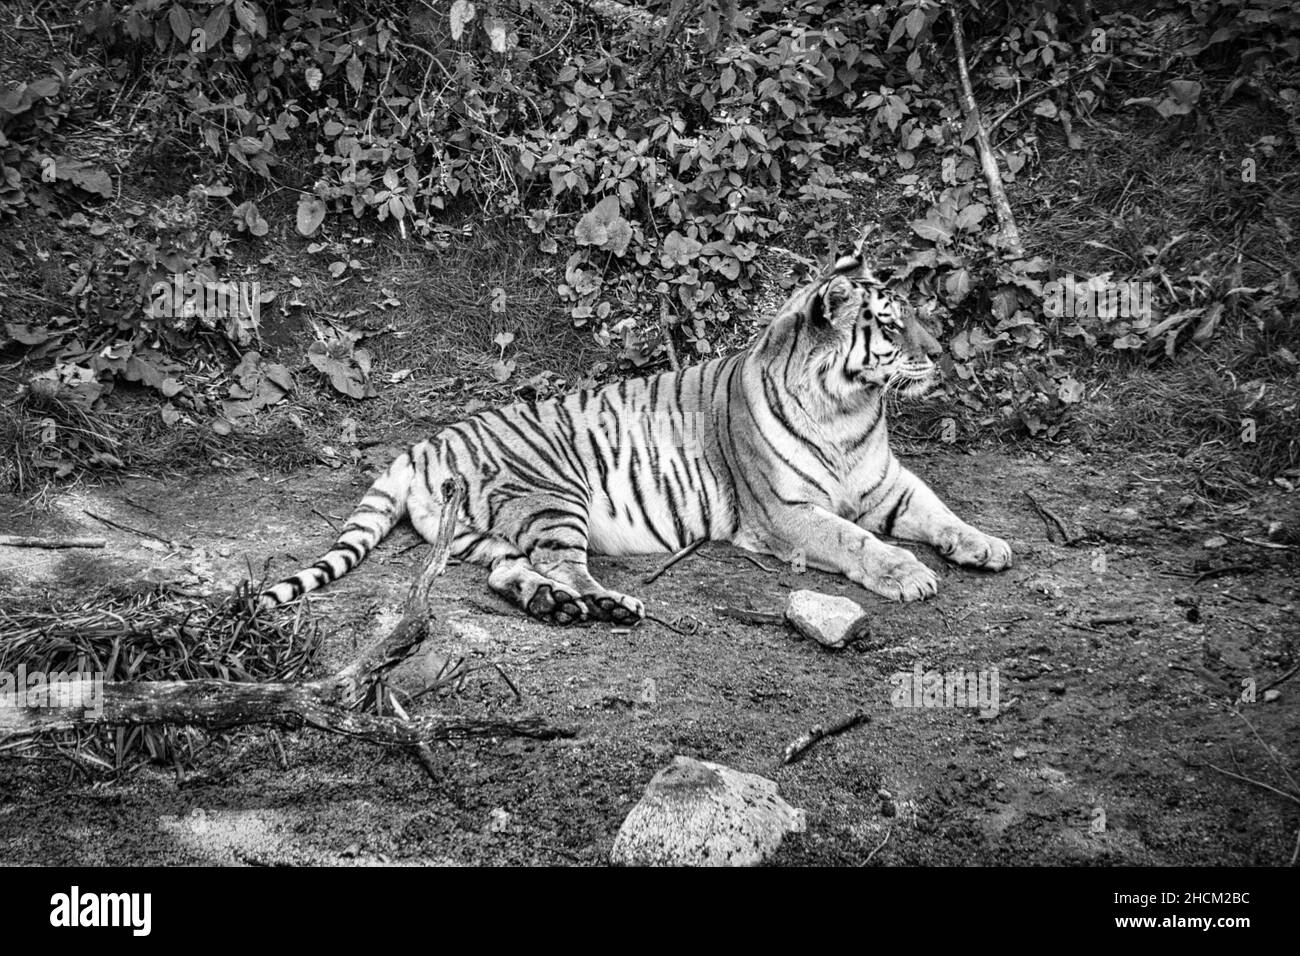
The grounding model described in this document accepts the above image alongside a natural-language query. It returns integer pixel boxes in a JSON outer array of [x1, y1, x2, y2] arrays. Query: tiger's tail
[[258, 449, 418, 607]]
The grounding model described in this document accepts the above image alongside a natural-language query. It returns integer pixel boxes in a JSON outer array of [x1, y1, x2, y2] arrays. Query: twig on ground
[[782, 711, 869, 765], [737, 552, 778, 573], [1262, 662, 1300, 693], [1222, 533, 1298, 551], [643, 538, 704, 585], [862, 827, 892, 866], [645, 613, 698, 636], [0, 535, 106, 549], [715, 606, 785, 627], [84, 510, 173, 547], [310, 508, 342, 534], [1198, 761, 1299, 805], [1023, 491, 1083, 545], [1194, 564, 1255, 584]]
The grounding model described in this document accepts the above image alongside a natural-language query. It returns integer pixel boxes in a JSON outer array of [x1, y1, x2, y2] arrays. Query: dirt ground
[[1, 441, 1296, 866]]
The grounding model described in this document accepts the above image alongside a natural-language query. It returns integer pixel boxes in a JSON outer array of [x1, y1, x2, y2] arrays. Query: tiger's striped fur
[[261, 254, 1012, 622]]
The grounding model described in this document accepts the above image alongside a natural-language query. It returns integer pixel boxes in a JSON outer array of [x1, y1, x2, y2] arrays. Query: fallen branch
[[715, 606, 785, 627], [84, 509, 173, 547], [947, 1, 1024, 257], [1194, 564, 1254, 584], [0, 535, 105, 549], [1222, 533, 1298, 552], [781, 711, 869, 765], [1, 478, 575, 778], [861, 827, 892, 867], [1023, 491, 1083, 545], [643, 538, 704, 585]]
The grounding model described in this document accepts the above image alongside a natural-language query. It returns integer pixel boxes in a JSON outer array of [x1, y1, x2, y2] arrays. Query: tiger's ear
[[808, 274, 858, 328]]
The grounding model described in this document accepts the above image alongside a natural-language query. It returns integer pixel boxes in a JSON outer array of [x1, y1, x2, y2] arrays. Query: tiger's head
[[774, 252, 942, 408]]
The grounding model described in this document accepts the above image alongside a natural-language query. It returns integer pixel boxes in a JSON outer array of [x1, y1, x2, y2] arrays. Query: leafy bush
[[1, 0, 1297, 457]]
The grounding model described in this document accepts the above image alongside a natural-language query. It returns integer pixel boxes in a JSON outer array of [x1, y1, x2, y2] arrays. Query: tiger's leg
[[495, 494, 644, 626], [859, 467, 1012, 571], [528, 541, 645, 626], [486, 553, 589, 625], [764, 504, 939, 602]]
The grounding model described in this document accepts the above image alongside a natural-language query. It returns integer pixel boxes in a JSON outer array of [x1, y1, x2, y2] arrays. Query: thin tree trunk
[[947, 2, 1025, 258]]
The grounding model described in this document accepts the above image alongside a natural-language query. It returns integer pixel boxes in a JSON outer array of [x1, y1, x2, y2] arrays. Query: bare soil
[[0, 445, 1296, 865]]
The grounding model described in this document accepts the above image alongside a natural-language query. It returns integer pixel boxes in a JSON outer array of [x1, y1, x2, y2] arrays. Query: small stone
[[611, 757, 805, 867], [1264, 689, 1281, 703], [876, 787, 892, 799], [1203, 535, 1228, 549], [784, 590, 870, 649], [485, 807, 511, 833], [1012, 747, 1028, 760], [1267, 521, 1285, 540], [1049, 683, 1066, 695], [638, 677, 657, 706]]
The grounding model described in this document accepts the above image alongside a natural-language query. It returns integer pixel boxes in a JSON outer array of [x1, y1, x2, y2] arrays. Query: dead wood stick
[[1221, 533, 1298, 551], [0, 678, 567, 745], [737, 552, 777, 573], [1197, 760, 1300, 806], [1023, 491, 1082, 545], [310, 508, 342, 533], [782, 711, 869, 765], [861, 827, 892, 866], [1262, 662, 1300, 693], [0, 535, 106, 549], [989, 62, 1101, 132], [1194, 564, 1254, 584], [947, 2, 1024, 257], [2, 478, 576, 775], [84, 509, 173, 546], [715, 605, 785, 626], [643, 538, 704, 585]]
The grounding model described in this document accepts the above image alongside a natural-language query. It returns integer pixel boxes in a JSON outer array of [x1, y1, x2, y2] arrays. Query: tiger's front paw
[[581, 590, 645, 626], [857, 546, 939, 602], [526, 583, 588, 626], [940, 527, 1013, 571]]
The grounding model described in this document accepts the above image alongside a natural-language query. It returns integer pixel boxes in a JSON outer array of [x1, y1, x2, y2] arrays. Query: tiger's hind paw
[[581, 591, 645, 626], [526, 583, 588, 626]]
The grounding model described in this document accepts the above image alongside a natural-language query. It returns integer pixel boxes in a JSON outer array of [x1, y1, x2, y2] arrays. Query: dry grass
[[1091, 360, 1300, 500]]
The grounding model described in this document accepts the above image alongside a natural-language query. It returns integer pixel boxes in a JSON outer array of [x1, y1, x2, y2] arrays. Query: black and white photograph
[[0, 0, 1295, 901]]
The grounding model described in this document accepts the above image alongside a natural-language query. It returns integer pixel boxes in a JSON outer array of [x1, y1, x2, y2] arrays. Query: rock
[[638, 677, 657, 706], [611, 757, 805, 866], [1202, 535, 1228, 549], [1264, 689, 1281, 703], [1012, 747, 1028, 760], [784, 590, 870, 649], [485, 807, 511, 834]]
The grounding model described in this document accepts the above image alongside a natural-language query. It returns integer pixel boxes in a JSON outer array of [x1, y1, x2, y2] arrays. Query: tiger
[[259, 250, 1012, 624]]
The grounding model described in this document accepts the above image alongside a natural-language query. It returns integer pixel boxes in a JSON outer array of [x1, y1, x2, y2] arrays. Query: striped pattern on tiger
[[260, 252, 1012, 623]]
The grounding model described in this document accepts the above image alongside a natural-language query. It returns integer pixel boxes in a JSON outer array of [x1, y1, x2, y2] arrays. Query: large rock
[[785, 589, 870, 648], [611, 757, 805, 866]]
